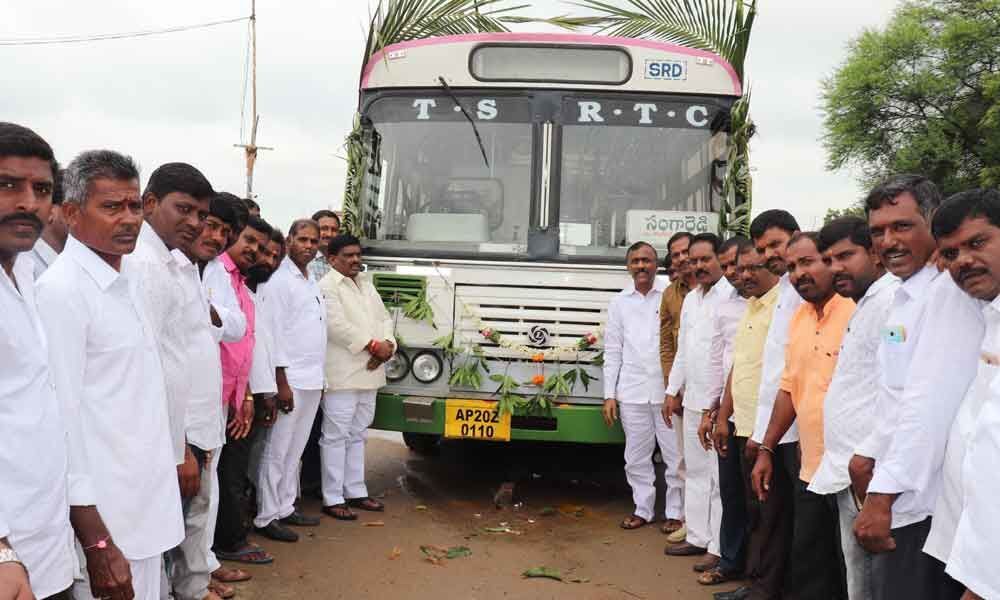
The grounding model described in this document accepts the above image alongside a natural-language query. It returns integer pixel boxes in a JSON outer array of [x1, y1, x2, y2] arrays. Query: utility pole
[[234, 0, 272, 199]]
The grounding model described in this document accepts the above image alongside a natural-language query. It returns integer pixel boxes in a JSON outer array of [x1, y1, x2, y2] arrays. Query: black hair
[[208, 194, 241, 231], [143, 162, 214, 202], [246, 214, 273, 237], [289, 218, 320, 237], [52, 166, 64, 205], [864, 174, 942, 219], [0, 122, 57, 178], [932, 189, 1000, 239], [818, 216, 873, 252], [719, 235, 752, 256], [243, 197, 260, 212], [749, 209, 800, 241], [787, 231, 821, 252], [269, 228, 286, 247], [311, 209, 341, 225], [626, 240, 657, 259], [690, 232, 721, 254], [328, 233, 362, 256], [666, 231, 694, 253], [216, 192, 248, 232]]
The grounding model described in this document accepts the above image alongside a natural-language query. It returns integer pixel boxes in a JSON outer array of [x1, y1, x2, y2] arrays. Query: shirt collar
[[63, 235, 122, 291], [138, 222, 176, 265], [221, 251, 239, 275], [2, 253, 34, 297], [281, 256, 310, 281], [860, 272, 899, 303], [170, 247, 193, 268], [624, 276, 667, 296], [749, 281, 781, 309], [897, 264, 938, 301], [326, 267, 370, 287], [32, 238, 58, 266], [804, 292, 854, 322]]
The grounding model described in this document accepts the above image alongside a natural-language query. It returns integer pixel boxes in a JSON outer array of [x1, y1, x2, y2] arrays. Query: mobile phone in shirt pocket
[[881, 325, 912, 389]]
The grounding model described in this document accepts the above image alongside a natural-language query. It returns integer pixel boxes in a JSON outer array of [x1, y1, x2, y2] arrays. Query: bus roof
[[361, 32, 742, 97]]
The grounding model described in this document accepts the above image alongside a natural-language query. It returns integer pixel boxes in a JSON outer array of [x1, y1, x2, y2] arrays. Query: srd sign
[[645, 59, 687, 81]]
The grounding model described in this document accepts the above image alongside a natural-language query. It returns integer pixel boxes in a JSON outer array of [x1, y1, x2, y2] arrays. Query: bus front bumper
[[373, 393, 625, 445]]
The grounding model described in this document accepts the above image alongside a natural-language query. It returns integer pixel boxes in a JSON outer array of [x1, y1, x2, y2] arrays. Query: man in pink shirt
[[210, 214, 274, 565]]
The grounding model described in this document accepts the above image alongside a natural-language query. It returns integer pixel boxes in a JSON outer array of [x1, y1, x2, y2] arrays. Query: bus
[[352, 32, 742, 451]]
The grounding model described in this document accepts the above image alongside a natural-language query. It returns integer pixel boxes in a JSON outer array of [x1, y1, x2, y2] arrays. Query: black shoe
[[713, 585, 751, 600], [255, 520, 299, 542], [280, 510, 321, 527]]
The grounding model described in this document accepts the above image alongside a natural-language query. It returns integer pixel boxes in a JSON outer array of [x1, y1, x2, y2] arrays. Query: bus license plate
[[444, 399, 511, 442]]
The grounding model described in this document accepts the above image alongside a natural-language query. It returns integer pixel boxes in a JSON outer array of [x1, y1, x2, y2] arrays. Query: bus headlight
[[411, 352, 443, 384], [385, 351, 410, 382]]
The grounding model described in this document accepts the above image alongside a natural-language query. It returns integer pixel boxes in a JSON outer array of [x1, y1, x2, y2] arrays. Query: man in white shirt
[[255, 219, 327, 538], [29, 166, 67, 279], [319, 234, 395, 520], [665, 233, 734, 564], [0, 122, 75, 600], [696, 236, 750, 585], [851, 175, 982, 600], [924, 189, 1000, 600], [37, 150, 184, 600], [126, 163, 224, 600], [307, 209, 339, 282], [604, 242, 683, 532], [807, 216, 895, 600]]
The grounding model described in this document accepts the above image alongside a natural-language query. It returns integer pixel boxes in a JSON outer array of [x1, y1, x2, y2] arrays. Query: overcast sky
[[2, 0, 900, 232]]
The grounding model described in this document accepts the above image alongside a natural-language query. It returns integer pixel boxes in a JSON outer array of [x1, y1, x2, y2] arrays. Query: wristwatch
[[0, 546, 24, 569]]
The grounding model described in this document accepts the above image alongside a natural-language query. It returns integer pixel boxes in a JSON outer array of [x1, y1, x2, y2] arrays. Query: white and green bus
[[352, 32, 741, 449]]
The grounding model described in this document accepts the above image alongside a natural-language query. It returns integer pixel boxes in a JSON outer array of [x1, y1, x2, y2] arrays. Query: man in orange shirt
[[751, 232, 854, 599]]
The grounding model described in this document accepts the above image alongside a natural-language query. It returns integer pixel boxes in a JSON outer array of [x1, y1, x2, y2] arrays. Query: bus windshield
[[360, 95, 533, 256], [358, 92, 728, 260]]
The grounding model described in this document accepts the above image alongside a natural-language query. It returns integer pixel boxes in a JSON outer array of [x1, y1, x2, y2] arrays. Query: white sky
[[1, 0, 900, 232]]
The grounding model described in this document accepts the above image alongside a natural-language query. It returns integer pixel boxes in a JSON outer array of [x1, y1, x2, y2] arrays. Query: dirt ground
[[233, 432, 745, 600]]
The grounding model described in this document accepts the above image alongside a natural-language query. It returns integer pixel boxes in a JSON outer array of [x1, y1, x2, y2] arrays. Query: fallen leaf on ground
[[415, 505, 428, 511], [388, 547, 402, 560], [364, 521, 385, 527], [558, 504, 586, 517], [420, 545, 472, 565], [445, 546, 472, 559], [483, 526, 522, 535], [569, 577, 590, 584], [523, 567, 563, 581]]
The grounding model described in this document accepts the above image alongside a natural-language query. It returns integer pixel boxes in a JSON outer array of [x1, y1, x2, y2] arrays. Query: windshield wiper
[[438, 75, 490, 168]]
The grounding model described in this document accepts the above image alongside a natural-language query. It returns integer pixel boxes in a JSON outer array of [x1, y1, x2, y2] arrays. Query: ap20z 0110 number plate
[[443, 399, 512, 442]]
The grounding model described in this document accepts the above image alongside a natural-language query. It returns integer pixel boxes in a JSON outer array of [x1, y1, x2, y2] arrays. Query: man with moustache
[[37, 150, 183, 600], [319, 234, 395, 520], [695, 236, 751, 586], [711, 243, 782, 600], [805, 216, 895, 600], [212, 215, 276, 568], [922, 189, 1000, 600], [752, 232, 854, 599], [0, 122, 75, 600], [307, 209, 340, 282], [850, 175, 983, 600], [125, 163, 219, 600], [255, 219, 326, 538], [659, 231, 695, 539], [665, 234, 734, 567], [29, 166, 67, 279], [603, 242, 681, 531]]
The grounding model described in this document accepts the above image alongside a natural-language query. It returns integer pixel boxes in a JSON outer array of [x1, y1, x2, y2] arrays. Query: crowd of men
[[0, 122, 397, 600], [603, 178, 1000, 600]]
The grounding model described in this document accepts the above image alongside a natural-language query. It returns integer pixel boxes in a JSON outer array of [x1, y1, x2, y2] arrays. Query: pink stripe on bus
[[360, 32, 742, 95]]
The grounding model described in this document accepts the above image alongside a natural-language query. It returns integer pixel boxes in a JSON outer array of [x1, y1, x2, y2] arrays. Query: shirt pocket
[[881, 334, 912, 390]]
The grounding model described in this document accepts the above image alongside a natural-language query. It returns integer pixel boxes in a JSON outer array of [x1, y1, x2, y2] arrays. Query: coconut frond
[[570, 0, 756, 80], [501, 14, 609, 31]]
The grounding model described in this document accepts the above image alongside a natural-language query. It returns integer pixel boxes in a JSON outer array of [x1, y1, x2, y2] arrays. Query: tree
[[822, 0, 1000, 195], [570, 0, 758, 236], [823, 203, 866, 225]]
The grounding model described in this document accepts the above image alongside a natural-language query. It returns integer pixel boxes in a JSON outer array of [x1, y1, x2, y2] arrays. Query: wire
[[0, 15, 250, 46], [239, 19, 252, 145]]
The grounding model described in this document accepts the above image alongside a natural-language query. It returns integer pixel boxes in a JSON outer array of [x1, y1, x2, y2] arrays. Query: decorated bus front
[[349, 33, 741, 447]]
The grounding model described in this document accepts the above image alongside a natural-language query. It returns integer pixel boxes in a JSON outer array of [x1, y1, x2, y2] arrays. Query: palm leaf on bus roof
[[569, 0, 756, 81]]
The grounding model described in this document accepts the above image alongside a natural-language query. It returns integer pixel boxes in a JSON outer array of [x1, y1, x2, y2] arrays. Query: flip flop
[[347, 497, 385, 512], [208, 581, 236, 599], [698, 567, 741, 585], [211, 567, 251, 583], [214, 545, 274, 565], [620, 515, 648, 530], [322, 504, 358, 521]]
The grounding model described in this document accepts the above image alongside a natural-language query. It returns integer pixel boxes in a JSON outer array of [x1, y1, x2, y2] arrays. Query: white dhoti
[[254, 388, 322, 528], [320, 389, 377, 506], [682, 407, 721, 554], [619, 402, 684, 522], [167, 446, 222, 600], [74, 554, 163, 600]]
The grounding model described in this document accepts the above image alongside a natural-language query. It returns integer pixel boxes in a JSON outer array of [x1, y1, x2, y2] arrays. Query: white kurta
[[270, 257, 326, 390], [321, 268, 394, 391], [36, 235, 184, 561], [603, 278, 668, 403], [202, 256, 247, 344], [925, 296, 1000, 563], [808, 274, 899, 495], [0, 254, 75, 598], [866, 270, 984, 529], [751, 275, 803, 445]]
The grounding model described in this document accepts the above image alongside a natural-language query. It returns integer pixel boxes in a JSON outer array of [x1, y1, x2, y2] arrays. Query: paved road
[[233, 432, 744, 599]]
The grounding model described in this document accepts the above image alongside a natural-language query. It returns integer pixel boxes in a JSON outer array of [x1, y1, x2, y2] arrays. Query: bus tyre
[[403, 432, 441, 455]]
